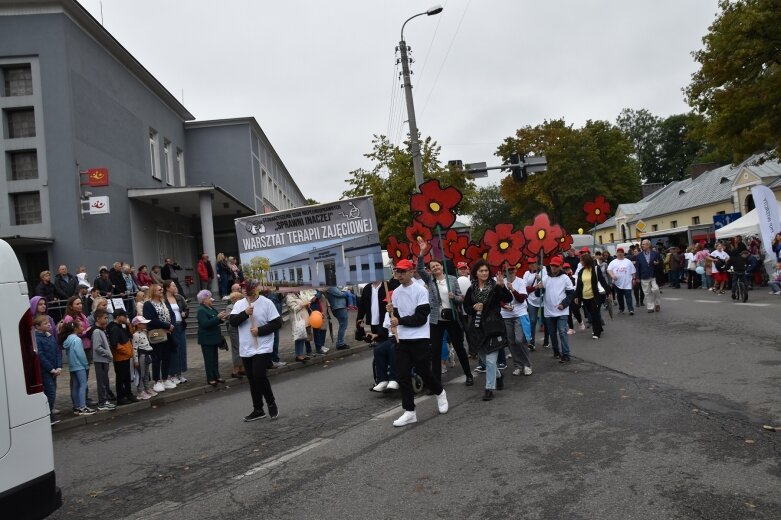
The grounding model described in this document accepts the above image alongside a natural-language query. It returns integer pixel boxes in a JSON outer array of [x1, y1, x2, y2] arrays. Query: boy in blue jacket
[[34, 314, 62, 424]]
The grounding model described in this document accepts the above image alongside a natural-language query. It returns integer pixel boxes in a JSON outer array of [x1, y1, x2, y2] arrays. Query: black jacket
[[356, 279, 399, 326], [109, 269, 127, 295], [54, 273, 78, 300], [575, 266, 609, 301], [93, 276, 114, 297], [35, 281, 57, 301]]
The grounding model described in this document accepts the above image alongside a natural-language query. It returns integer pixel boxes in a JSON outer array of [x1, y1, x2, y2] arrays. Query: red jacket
[[197, 259, 213, 281]]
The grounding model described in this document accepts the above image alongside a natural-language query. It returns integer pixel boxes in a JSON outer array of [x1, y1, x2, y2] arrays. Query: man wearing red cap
[[535, 256, 575, 363], [388, 259, 448, 427]]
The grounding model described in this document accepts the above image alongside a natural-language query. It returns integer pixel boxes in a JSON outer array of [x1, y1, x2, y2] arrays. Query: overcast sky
[[76, 0, 720, 203]]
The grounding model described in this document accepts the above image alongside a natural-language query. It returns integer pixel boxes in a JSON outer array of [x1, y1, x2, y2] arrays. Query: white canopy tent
[[715, 200, 781, 239]]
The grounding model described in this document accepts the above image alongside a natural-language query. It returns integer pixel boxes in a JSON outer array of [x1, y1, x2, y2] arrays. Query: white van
[[0, 239, 61, 519]]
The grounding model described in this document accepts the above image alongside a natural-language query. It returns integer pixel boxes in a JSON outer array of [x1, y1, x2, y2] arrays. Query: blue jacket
[[63, 334, 89, 372], [326, 287, 347, 310], [35, 330, 62, 373], [634, 250, 661, 280]]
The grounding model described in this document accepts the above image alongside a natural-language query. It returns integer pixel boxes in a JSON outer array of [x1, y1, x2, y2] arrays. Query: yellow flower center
[[595, 209, 601, 215], [395, 250, 401, 258], [460, 248, 466, 255], [429, 201, 441, 212], [537, 230, 546, 240], [499, 241, 510, 250]]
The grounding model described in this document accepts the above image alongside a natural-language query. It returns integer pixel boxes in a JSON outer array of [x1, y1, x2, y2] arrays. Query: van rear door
[[0, 324, 9, 460]]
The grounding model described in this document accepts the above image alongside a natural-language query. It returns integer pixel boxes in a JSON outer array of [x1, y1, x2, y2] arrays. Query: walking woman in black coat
[[574, 252, 609, 339]]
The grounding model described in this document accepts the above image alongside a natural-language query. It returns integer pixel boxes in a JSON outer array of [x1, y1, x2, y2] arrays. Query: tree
[[467, 184, 513, 241], [616, 108, 663, 182], [497, 119, 641, 233], [243, 256, 270, 285], [305, 198, 319, 205], [685, 0, 781, 161], [343, 134, 476, 243]]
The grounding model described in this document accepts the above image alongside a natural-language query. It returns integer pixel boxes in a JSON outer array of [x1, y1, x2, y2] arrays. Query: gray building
[[0, 0, 306, 293]]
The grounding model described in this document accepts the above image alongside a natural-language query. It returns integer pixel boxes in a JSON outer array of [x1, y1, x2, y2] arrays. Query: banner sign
[[750, 185, 781, 260], [235, 196, 383, 287], [88, 196, 110, 214], [712, 212, 742, 230], [88, 168, 109, 187]]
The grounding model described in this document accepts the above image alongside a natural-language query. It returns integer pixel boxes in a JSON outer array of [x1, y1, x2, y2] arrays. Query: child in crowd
[[34, 315, 62, 424], [91, 309, 116, 411], [132, 315, 156, 399], [769, 261, 781, 295], [106, 309, 137, 405], [134, 290, 146, 318], [59, 320, 95, 415]]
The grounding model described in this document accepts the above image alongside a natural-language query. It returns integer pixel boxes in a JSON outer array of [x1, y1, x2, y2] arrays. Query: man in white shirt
[[537, 256, 575, 363], [388, 259, 448, 427], [522, 258, 547, 349], [500, 266, 532, 376], [229, 280, 282, 422], [607, 247, 636, 315]]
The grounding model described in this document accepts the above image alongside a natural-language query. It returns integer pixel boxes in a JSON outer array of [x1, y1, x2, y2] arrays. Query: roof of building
[[592, 215, 616, 231], [0, 0, 195, 120]]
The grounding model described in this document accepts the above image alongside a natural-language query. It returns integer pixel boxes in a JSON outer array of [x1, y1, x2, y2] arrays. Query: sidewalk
[[52, 311, 363, 432]]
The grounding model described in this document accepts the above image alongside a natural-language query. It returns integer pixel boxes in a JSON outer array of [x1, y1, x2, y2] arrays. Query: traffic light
[[509, 153, 525, 182]]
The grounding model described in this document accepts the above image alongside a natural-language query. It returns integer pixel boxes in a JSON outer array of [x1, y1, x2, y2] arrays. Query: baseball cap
[[527, 257, 538, 263], [562, 263, 571, 269], [394, 259, 415, 271], [579, 247, 590, 254], [456, 261, 469, 269], [132, 315, 150, 325], [549, 256, 564, 266], [616, 247, 625, 253]]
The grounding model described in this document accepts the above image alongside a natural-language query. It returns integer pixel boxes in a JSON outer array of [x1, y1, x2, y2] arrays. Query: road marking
[[121, 501, 181, 519], [234, 437, 332, 480], [447, 375, 466, 385], [736, 303, 770, 307], [371, 395, 432, 420], [694, 300, 721, 304], [663, 297, 682, 301]]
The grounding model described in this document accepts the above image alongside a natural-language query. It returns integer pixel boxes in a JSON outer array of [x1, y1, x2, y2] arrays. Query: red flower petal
[[483, 223, 525, 267], [410, 179, 463, 230], [523, 213, 564, 256]]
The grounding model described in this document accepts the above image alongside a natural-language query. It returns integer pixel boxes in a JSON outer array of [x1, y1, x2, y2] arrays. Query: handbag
[[292, 313, 308, 341], [218, 337, 229, 351], [148, 328, 168, 344], [481, 312, 506, 338], [440, 308, 454, 321]]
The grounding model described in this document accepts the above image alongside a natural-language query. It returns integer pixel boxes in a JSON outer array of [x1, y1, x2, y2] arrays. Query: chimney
[[690, 162, 720, 180]]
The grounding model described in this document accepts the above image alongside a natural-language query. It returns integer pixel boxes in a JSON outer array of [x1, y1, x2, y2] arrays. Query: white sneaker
[[163, 379, 176, 389], [523, 366, 533, 376], [436, 389, 448, 414], [372, 381, 389, 392], [393, 410, 417, 427], [512, 368, 522, 376], [178, 376, 187, 383], [153, 382, 165, 393], [567, 328, 576, 335], [441, 366, 448, 374], [386, 380, 399, 390]]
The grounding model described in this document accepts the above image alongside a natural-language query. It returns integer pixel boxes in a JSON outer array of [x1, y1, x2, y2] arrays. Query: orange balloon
[[309, 311, 323, 329]]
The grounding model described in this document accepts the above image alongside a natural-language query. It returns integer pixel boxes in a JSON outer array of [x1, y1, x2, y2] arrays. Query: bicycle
[[730, 269, 748, 303]]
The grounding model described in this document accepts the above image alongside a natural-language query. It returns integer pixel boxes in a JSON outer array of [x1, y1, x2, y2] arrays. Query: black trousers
[[581, 298, 603, 337], [242, 353, 275, 412], [113, 359, 133, 400], [395, 339, 443, 411], [429, 320, 471, 384]]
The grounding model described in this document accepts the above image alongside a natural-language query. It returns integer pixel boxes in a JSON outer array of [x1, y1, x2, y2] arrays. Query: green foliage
[[468, 184, 513, 241], [685, 0, 781, 161], [243, 256, 270, 284], [305, 198, 319, 205], [343, 134, 476, 243], [497, 119, 641, 233]]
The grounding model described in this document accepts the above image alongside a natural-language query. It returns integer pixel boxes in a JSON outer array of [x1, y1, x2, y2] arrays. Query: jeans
[[219, 275, 230, 298], [42, 372, 56, 412], [394, 339, 442, 411], [769, 281, 781, 293], [373, 338, 397, 381], [242, 353, 275, 412], [151, 340, 172, 381], [70, 369, 87, 409], [669, 269, 681, 288], [615, 288, 634, 312], [169, 322, 188, 374], [701, 272, 711, 290], [504, 318, 531, 369], [545, 315, 570, 358], [313, 329, 326, 352], [201, 344, 220, 381], [519, 315, 532, 344], [333, 307, 348, 346], [94, 361, 111, 404], [484, 350, 502, 390], [136, 352, 153, 392], [294, 339, 307, 357], [527, 303, 549, 346], [640, 278, 661, 310], [272, 330, 280, 363]]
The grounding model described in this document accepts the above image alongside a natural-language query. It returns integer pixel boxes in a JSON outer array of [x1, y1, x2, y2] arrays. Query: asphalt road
[[49, 288, 781, 520]]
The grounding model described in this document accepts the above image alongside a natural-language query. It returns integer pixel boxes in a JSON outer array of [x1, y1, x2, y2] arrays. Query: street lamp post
[[398, 5, 443, 192]]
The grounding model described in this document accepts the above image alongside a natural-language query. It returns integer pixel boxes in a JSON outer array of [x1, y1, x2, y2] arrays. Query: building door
[[324, 260, 336, 286], [23, 250, 49, 294]]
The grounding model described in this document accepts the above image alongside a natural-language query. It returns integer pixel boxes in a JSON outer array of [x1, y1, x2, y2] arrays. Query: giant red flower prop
[[583, 195, 611, 225], [447, 233, 470, 264], [523, 213, 564, 256], [558, 233, 573, 253], [405, 220, 433, 260], [386, 235, 410, 262], [410, 179, 463, 229], [483, 223, 525, 268], [465, 241, 490, 264]]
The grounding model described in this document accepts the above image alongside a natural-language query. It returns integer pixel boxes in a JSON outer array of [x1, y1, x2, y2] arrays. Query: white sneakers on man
[[153, 382, 165, 393], [372, 381, 389, 392], [386, 380, 399, 390], [436, 389, 448, 414], [523, 366, 533, 376], [163, 379, 176, 389], [393, 410, 417, 427]]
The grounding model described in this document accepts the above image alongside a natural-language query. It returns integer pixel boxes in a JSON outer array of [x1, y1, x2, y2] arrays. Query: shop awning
[[127, 185, 255, 218], [640, 225, 691, 238]]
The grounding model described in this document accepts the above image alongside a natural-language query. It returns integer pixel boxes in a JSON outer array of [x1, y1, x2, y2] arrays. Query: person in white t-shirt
[[229, 280, 282, 422], [388, 259, 448, 427], [522, 258, 547, 349], [499, 265, 532, 376], [709, 242, 730, 294], [607, 247, 637, 315], [537, 257, 575, 362]]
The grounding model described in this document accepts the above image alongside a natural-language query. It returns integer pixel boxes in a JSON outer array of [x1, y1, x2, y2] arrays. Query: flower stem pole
[[436, 225, 464, 331]]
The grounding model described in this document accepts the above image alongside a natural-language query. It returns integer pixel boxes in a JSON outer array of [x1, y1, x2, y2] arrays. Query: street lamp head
[[426, 5, 444, 15]]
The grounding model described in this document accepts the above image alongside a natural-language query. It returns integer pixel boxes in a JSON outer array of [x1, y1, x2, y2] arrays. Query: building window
[[2, 65, 33, 96], [670, 220, 677, 228], [7, 108, 35, 138], [8, 150, 38, 180], [652, 224, 658, 232], [610, 232, 614, 242], [163, 139, 173, 185], [176, 149, 185, 185], [149, 129, 160, 179], [692, 216, 700, 225], [12, 191, 42, 225]]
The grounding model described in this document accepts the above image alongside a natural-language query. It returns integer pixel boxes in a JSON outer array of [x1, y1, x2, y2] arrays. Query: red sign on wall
[[87, 168, 109, 187]]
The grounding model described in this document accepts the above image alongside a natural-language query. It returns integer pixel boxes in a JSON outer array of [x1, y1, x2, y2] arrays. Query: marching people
[[463, 260, 512, 401], [607, 247, 636, 314], [522, 258, 547, 349], [574, 252, 609, 340], [635, 239, 662, 312], [499, 264, 533, 377], [536, 256, 575, 363], [229, 280, 282, 422], [416, 240, 473, 386], [388, 259, 448, 426], [367, 294, 399, 393]]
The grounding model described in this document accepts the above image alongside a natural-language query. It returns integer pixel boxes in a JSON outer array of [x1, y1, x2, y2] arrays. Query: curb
[[52, 344, 371, 433]]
